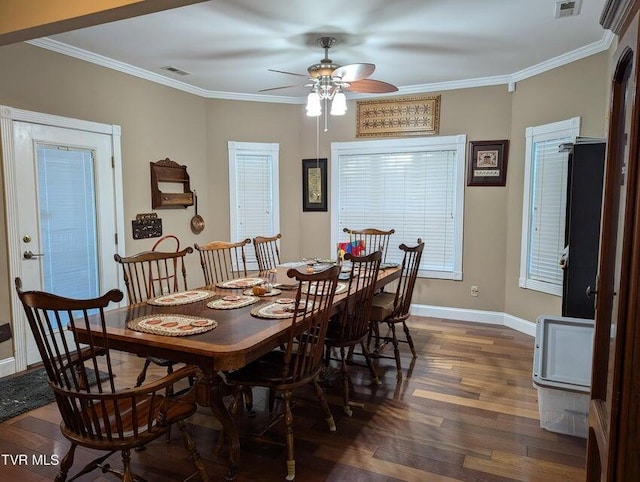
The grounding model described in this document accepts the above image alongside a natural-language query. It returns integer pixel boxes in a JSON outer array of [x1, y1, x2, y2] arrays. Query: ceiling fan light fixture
[[306, 91, 321, 117], [330, 91, 347, 116]]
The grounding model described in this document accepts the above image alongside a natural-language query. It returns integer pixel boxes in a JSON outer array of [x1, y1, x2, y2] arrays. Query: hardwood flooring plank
[[315, 444, 463, 482], [463, 450, 584, 481], [412, 388, 540, 419]]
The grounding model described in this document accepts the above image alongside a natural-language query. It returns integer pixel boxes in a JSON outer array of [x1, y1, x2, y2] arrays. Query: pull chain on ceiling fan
[[261, 36, 398, 119]]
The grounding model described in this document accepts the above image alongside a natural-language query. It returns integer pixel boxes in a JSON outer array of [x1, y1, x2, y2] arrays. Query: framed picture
[[467, 140, 509, 186], [302, 158, 327, 211]]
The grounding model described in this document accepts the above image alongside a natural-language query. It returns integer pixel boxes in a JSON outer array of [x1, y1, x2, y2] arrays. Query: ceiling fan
[[261, 37, 398, 117]]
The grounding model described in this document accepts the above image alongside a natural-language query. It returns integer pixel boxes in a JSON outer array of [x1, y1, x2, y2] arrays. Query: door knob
[[23, 250, 44, 260], [586, 285, 598, 298]]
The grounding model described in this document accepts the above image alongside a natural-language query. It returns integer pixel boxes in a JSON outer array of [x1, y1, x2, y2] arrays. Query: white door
[[1, 106, 125, 370]]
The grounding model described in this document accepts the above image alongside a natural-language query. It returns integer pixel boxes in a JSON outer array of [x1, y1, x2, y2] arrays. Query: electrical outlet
[[471, 285, 479, 297]]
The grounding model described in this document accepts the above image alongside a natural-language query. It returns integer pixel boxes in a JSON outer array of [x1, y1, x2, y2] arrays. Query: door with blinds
[[1, 106, 124, 370]]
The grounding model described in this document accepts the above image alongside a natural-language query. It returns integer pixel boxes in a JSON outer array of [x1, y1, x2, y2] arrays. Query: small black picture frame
[[302, 158, 327, 212], [467, 140, 509, 186]]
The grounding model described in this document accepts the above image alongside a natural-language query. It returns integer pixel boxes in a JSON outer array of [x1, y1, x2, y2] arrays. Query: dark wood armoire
[[587, 1, 640, 480], [562, 139, 606, 320]]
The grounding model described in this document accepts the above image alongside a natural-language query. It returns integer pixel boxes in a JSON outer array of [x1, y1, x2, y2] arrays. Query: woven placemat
[[128, 314, 218, 336], [250, 301, 295, 319], [250, 299, 314, 319], [147, 290, 215, 306], [301, 282, 348, 296], [216, 277, 265, 289], [207, 295, 259, 310], [243, 288, 282, 297]]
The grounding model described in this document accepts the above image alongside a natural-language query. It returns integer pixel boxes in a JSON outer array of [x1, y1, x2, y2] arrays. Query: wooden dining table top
[[81, 266, 401, 372]]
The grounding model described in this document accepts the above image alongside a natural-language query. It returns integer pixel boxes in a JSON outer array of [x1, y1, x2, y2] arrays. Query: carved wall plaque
[[356, 95, 441, 138]]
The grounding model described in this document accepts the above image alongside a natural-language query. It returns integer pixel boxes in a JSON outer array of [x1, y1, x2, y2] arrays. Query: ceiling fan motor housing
[[308, 37, 340, 78]]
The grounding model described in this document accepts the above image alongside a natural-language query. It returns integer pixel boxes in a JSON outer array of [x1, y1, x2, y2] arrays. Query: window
[[331, 135, 466, 280], [228, 141, 280, 270], [520, 117, 580, 295]]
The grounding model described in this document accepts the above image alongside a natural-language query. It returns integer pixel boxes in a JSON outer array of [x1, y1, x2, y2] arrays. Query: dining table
[[73, 264, 401, 480]]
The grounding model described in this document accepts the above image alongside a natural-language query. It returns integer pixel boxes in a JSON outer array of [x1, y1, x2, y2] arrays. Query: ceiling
[[28, 0, 612, 104]]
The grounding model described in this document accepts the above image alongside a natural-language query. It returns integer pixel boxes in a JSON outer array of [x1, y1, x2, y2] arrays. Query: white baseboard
[[0, 357, 17, 378], [411, 304, 536, 337]]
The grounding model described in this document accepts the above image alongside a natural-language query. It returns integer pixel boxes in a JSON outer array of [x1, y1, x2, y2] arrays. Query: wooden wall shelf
[[150, 158, 194, 209]]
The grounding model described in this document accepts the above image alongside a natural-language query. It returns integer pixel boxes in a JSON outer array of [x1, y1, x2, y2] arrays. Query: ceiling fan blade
[[259, 84, 305, 92], [332, 63, 375, 82], [346, 79, 399, 93], [268, 69, 309, 78]]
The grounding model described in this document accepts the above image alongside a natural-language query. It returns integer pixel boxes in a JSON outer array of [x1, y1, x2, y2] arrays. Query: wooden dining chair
[[151, 234, 181, 252], [253, 233, 282, 272], [343, 227, 395, 262], [193, 238, 255, 412], [368, 239, 424, 379], [324, 250, 382, 416], [194, 238, 251, 286], [14, 278, 208, 482], [114, 247, 193, 305], [113, 247, 194, 388], [224, 265, 341, 482]]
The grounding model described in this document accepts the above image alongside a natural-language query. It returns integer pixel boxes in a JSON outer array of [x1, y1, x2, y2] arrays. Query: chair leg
[[339, 347, 352, 416], [282, 391, 296, 481], [403, 320, 417, 357], [177, 419, 209, 482], [389, 323, 403, 379], [121, 449, 133, 482], [360, 341, 381, 385], [54, 443, 76, 482], [135, 358, 152, 387], [367, 321, 380, 351], [312, 379, 336, 432]]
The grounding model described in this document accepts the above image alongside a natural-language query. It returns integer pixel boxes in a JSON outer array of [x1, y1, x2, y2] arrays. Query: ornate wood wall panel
[[356, 95, 440, 138]]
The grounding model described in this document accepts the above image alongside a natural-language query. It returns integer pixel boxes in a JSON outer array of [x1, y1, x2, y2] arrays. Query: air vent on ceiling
[[160, 65, 191, 76], [555, 0, 582, 18]]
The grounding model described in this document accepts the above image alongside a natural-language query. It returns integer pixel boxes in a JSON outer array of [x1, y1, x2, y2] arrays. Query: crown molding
[[27, 31, 615, 102], [600, 0, 636, 34], [510, 30, 615, 84]]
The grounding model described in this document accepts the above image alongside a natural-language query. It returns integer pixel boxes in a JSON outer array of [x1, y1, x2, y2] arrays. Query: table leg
[[196, 370, 239, 481]]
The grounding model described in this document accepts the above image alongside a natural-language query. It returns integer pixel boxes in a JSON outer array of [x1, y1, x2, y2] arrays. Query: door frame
[[0, 105, 126, 373]]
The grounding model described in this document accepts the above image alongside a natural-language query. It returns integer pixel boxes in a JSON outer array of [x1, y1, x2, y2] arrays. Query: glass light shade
[[306, 92, 321, 117], [330, 91, 347, 116]]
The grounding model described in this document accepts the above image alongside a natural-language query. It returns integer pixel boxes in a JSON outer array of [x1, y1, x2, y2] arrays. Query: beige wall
[[0, 41, 610, 361], [504, 52, 610, 322], [204, 99, 301, 261]]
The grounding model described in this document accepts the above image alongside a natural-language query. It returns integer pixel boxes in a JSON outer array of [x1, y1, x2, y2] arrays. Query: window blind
[[332, 135, 465, 280], [229, 142, 279, 270], [528, 138, 569, 286], [520, 116, 579, 296], [37, 145, 99, 299]]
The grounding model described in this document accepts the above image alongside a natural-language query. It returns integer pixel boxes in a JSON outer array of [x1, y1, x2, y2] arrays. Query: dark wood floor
[[0, 317, 586, 481]]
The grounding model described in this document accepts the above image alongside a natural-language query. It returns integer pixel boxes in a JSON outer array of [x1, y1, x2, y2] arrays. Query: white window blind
[[331, 136, 466, 280], [520, 117, 580, 295], [37, 145, 99, 299], [228, 141, 280, 270]]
